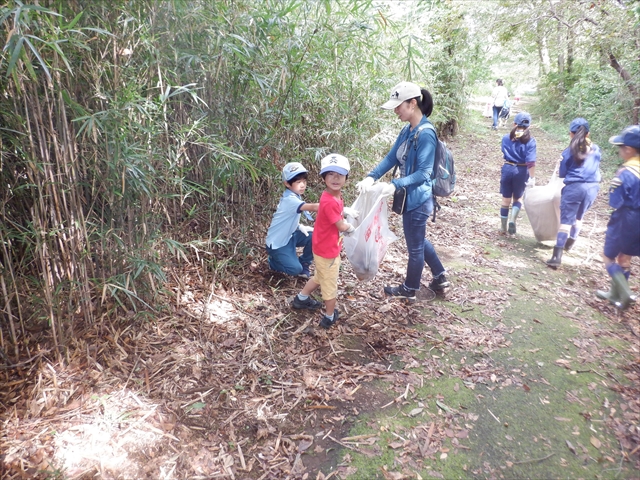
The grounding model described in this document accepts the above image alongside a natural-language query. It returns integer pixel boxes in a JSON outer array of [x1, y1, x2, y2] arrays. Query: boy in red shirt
[[291, 154, 356, 329]]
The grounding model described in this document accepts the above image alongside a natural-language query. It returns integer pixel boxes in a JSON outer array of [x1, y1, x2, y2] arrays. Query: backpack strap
[[411, 123, 435, 150], [414, 124, 441, 222]]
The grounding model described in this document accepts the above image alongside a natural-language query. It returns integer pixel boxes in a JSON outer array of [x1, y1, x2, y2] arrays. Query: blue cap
[[569, 117, 589, 133], [282, 162, 308, 182], [514, 112, 531, 127], [609, 125, 640, 150]]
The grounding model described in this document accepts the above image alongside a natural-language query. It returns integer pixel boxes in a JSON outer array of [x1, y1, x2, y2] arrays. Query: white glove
[[344, 223, 355, 234], [380, 182, 396, 197], [298, 225, 314, 236], [356, 176, 375, 193], [525, 177, 536, 189], [343, 206, 359, 219]]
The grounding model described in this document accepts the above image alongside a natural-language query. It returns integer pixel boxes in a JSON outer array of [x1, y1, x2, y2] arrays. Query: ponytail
[[416, 88, 433, 117], [569, 126, 591, 165]]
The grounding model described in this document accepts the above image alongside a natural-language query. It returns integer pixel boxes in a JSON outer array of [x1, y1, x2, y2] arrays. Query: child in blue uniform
[[547, 118, 601, 268], [499, 112, 536, 234], [266, 162, 318, 278], [596, 125, 640, 309]]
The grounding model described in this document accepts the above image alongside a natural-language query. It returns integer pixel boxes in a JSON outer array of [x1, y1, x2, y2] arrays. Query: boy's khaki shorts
[[312, 254, 340, 301]]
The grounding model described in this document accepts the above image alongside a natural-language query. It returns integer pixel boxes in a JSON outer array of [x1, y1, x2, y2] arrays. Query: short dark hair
[[287, 172, 308, 184], [320, 171, 348, 180]]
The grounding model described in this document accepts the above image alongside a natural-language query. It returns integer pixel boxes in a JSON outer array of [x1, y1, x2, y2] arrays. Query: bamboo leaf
[[65, 11, 84, 30], [6, 35, 24, 78], [23, 36, 51, 81]]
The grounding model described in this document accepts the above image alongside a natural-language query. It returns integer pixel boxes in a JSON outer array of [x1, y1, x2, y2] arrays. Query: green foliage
[[535, 62, 634, 154], [0, 0, 487, 350]]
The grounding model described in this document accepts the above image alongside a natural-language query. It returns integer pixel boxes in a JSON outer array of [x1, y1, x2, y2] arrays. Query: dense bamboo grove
[[0, 0, 638, 360], [0, 0, 481, 358]]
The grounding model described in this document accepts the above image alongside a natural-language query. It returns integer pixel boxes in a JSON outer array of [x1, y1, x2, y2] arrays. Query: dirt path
[[292, 99, 640, 479], [2, 99, 638, 479]]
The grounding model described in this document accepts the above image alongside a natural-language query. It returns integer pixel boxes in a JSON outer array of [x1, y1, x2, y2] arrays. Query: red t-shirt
[[312, 190, 344, 258]]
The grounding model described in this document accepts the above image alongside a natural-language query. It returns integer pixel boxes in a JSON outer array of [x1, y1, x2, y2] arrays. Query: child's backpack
[[411, 123, 456, 222], [499, 99, 511, 119]]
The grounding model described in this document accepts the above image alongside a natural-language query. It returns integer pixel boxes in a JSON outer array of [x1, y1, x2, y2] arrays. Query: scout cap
[[381, 82, 422, 110], [514, 112, 531, 127], [282, 162, 308, 182], [609, 125, 640, 150], [569, 118, 589, 133], [320, 154, 350, 176]]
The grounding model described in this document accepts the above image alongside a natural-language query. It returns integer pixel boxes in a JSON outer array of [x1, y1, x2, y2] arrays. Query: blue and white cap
[[320, 154, 350, 176], [282, 162, 308, 182]]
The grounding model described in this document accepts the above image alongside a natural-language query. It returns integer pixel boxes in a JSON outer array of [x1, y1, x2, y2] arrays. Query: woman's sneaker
[[291, 295, 322, 310], [429, 274, 450, 292], [383, 284, 416, 302]]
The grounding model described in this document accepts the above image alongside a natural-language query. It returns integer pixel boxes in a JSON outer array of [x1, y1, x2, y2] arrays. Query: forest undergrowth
[[1, 98, 639, 480]]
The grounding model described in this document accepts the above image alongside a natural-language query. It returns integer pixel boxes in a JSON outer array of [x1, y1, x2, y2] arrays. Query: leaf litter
[[1, 101, 639, 479]]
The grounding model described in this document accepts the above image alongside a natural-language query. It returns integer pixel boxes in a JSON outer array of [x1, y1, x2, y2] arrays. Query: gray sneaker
[[384, 284, 416, 302], [291, 295, 322, 310], [428, 274, 450, 292]]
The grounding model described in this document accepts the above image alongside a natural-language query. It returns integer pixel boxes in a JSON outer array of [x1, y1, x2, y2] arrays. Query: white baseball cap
[[282, 162, 308, 182], [320, 154, 350, 176], [381, 81, 422, 110]]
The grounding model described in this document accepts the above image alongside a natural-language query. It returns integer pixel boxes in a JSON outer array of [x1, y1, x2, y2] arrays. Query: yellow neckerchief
[[623, 156, 640, 179]]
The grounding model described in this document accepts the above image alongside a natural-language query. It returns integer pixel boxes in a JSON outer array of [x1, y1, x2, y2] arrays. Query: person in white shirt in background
[[491, 79, 509, 130]]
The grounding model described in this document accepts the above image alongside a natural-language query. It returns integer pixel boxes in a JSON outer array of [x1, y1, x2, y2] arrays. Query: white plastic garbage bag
[[343, 183, 397, 281], [523, 172, 564, 242], [482, 102, 492, 118]]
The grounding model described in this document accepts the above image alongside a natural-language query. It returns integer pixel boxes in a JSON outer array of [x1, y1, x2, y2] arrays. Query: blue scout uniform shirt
[[501, 135, 537, 166], [367, 115, 436, 213], [609, 158, 640, 210], [266, 189, 309, 249], [559, 144, 602, 184]]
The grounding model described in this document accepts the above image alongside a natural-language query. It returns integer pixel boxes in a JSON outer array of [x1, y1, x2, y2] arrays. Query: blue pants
[[402, 200, 445, 291], [560, 183, 599, 224], [266, 230, 313, 275], [604, 208, 640, 258], [500, 164, 528, 199], [492, 106, 502, 128]]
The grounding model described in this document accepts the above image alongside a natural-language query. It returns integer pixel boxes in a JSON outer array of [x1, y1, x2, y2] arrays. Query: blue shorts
[[500, 163, 528, 199], [603, 208, 640, 258], [560, 183, 599, 225]]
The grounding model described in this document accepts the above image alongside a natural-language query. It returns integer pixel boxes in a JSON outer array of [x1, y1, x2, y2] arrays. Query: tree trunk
[[607, 50, 640, 124]]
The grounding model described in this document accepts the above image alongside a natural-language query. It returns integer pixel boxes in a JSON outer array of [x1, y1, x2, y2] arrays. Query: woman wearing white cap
[[355, 82, 449, 302]]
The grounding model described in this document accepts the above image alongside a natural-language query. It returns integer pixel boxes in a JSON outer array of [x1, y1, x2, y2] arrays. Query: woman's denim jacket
[[367, 116, 437, 213]]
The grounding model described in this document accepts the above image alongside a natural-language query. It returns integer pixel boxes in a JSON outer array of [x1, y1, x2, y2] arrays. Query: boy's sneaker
[[383, 284, 416, 302], [298, 264, 311, 279], [429, 274, 450, 292], [319, 310, 339, 329], [291, 295, 322, 310]]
